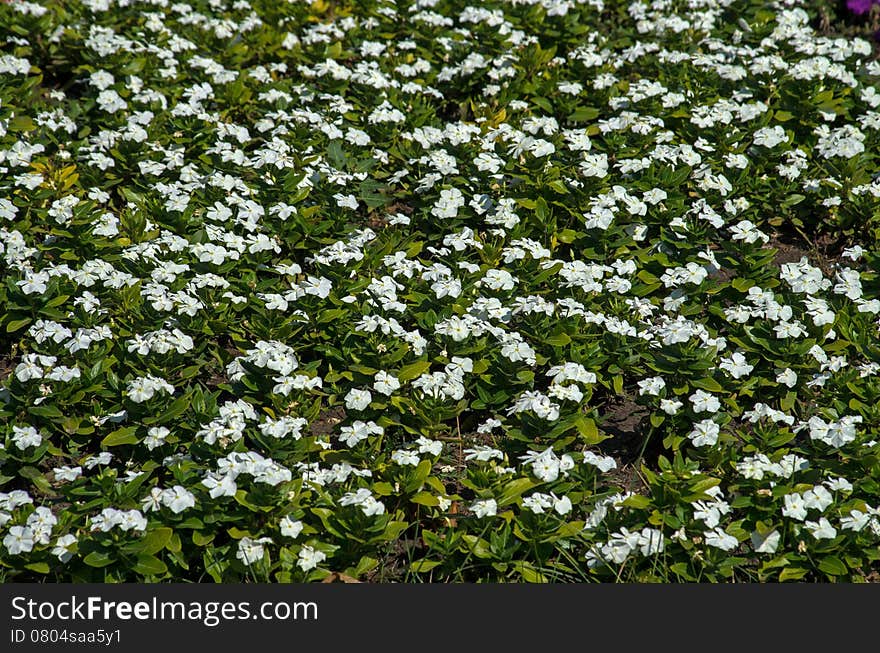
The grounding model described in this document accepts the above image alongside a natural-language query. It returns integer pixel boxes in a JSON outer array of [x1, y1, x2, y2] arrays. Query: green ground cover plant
[[1, 0, 879, 582]]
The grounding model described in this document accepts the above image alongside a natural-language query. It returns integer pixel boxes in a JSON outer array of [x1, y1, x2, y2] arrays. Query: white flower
[[750, 529, 780, 554], [522, 493, 552, 514], [3, 526, 35, 554], [373, 370, 401, 396], [144, 426, 170, 450], [840, 509, 871, 532], [782, 493, 808, 521], [688, 419, 720, 447], [236, 536, 271, 565], [280, 516, 304, 539], [553, 494, 573, 516], [582, 451, 617, 472], [431, 187, 465, 219], [297, 544, 327, 572], [52, 534, 77, 562], [637, 376, 666, 396], [805, 517, 837, 540], [333, 193, 359, 210], [523, 448, 565, 482], [704, 527, 738, 552], [689, 390, 720, 414], [470, 498, 497, 518], [803, 486, 833, 512], [83, 452, 113, 470], [338, 420, 382, 447], [753, 125, 788, 148], [141, 488, 164, 513], [660, 398, 683, 415], [27, 506, 56, 544], [11, 425, 43, 450], [719, 352, 754, 379], [807, 415, 860, 448], [637, 528, 665, 556], [161, 486, 196, 514], [15, 356, 44, 382], [824, 477, 852, 493], [53, 466, 82, 482], [776, 368, 798, 388], [126, 375, 175, 403], [464, 446, 504, 462], [339, 488, 386, 516], [391, 449, 420, 466], [201, 473, 237, 498], [344, 388, 372, 411], [774, 320, 807, 339], [415, 436, 443, 456]]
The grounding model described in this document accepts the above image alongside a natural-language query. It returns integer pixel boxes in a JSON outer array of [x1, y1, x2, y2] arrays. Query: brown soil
[[308, 406, 346, 436], [769, 229, 842, 277], [598, 396, 650, 463], [595, 396, 655, 493], [0, 354, 13, 383], [769, 237, 810, 267]]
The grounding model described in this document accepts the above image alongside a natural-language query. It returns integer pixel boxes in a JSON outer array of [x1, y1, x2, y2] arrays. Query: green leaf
[[318, 308, 348, 324], [133, 554, 168, 576], [24, 562, 50, 574], [397, 360, 431, 382], [547, 179, 568, 194], [556, 229, 578, 244], [575, 417, 602, 444], [410, 492, 439, 507], [176, 517, 205, 529], [327, 140, 346, 168], [192, 531, 214, 547], [101, 426, 139, 447], [778, 566, 808, 582], [379, 521, 409, 541], [545, 332, 571, 346], [409, 560, 441, 573], [535, 197, 549, 221], [177, 365, 202, 380], [670, 562, 696, 581], [513, 561, 548, 583], [731, 278, 755, 293], [461, 534, 492, 559], [6, 317, 31, 333], [622, 495, 652, 509], [43, 294, 70, 309], [83, 551, 114, 568], [567, 106, 599, 122], [691, 377, 723, 393], [497, 477, 539, 505], [138, 527, 173, 555], [28, 404, 63, 418], [688, 477, 721, 495], [372, 482, 394, 496], [9, 116, 36, 132], [18, 468, 54, 496], [167, 533, 182, 554], [668, 166, 692, 186], [404, 459, 432, 493], [818, 556, 848, 577]]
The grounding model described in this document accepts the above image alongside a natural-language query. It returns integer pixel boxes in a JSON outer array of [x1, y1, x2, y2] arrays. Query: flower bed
[[1, 0, 879, 582]]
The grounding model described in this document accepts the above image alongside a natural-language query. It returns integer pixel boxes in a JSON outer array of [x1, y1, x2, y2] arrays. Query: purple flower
[[848, 0, 875, 15]]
